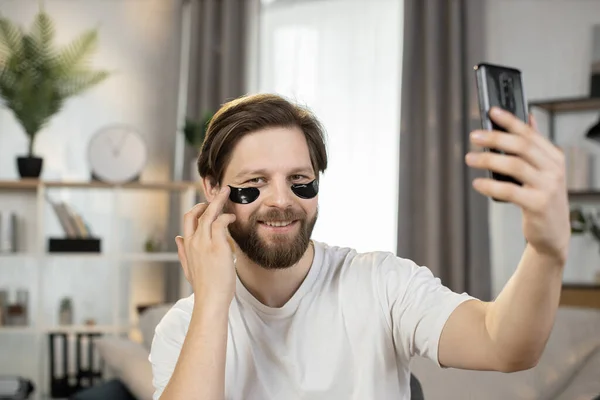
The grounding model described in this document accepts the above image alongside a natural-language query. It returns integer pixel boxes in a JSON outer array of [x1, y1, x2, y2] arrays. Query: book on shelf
[[45, 196, 92, 239], [0, 211, 18, 252]]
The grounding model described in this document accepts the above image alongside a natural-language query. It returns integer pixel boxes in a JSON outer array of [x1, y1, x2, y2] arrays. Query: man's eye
[[246, 177, 264, 184], [291, 175, 309, 182]]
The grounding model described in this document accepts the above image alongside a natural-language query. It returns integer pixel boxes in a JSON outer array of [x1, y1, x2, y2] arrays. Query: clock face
[[88, 125, 148, 183]]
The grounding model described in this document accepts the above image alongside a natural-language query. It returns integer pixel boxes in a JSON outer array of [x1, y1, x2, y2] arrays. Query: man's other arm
[[438, 244, 564, 372], [155, 299, 229, 400]]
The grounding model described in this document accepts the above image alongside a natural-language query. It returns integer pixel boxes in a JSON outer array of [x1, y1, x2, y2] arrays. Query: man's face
[[218, 126, 319, 269]]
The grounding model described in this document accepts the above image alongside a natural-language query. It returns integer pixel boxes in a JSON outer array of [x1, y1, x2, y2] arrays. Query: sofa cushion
[[411, 307, 600, 400], [95, 337, 154, 400], [138, 304, 173, 350], [555, 346, 600, 400], [70, 379, 136, 400]]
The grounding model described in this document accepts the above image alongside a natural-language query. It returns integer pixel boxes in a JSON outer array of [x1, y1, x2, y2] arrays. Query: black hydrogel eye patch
[[228, 180, 319, 204], [228, 186, 260, 204], [291, 180, 319, 199]]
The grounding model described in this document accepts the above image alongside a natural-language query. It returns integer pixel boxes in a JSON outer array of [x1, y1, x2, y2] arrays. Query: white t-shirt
[[149, 241, 475, 400]]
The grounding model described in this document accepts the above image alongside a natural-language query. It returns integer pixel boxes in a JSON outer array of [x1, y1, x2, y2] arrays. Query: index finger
[[197, 185, 231, 240], [489, 107, 530, 136], [490, 106, 563, 164], [183, 202, 209, 238]]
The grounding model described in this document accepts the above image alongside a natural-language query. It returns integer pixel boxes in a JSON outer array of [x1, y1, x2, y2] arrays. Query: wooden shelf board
[[568, 190, 600, 201], [0, 326, 36, 334], [562, 283, 600, 290], [529, 96, 600, 113], [0, 178, 39, 191], [0, 179, 203, 191], [43, 324, 131, 334], [122, 252, 179, 262]]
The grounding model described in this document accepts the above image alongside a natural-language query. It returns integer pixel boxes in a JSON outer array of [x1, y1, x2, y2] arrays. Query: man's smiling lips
[[258, 220, 299, 233]]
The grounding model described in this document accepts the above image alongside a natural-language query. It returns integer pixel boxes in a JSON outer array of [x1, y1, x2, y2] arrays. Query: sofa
[[411, 306, 600, 400], [87, 305, 600, 400]]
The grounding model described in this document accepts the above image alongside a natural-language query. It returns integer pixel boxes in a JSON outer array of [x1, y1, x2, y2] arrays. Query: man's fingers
[[466, 151, 538, 187], [489, 107, 563, 165], [183, 202, 209, 238], [469, 130, 546, 170], [489, 107, 530, 136], [198, 186, 232, 239], [472, 177, 542, 211], [211, 213, 237, 243], [529, 113, 539, 132], [175, 236, 190, 282]]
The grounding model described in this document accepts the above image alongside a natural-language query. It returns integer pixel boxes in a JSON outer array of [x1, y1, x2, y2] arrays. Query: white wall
[[0, 0, 182, 392], [256, 0, 403, 254], [485, 0, 600, 295]]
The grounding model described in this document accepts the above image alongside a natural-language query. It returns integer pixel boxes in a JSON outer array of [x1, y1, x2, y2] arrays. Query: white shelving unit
[[0, 179, 200, 399]]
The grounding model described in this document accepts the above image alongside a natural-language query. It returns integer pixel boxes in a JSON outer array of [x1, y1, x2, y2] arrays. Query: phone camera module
[[499, 73, 516, 113]]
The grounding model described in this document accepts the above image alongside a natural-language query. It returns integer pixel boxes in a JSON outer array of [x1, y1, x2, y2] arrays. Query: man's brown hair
[[197, 93, 328, 187]]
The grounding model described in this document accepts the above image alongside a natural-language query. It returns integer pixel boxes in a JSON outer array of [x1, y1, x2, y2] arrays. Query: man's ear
[[201, 177, 221, 202]]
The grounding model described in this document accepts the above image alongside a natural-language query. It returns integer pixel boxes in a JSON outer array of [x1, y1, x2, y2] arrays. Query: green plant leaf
[[55, 29, 98, 76], [58, 69, 110, 97], [29, 11, 55, 61], [0, 16, 23, 62]]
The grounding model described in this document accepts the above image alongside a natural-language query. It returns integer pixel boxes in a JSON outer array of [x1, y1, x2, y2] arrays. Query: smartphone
[[474, 63, 529, 190]]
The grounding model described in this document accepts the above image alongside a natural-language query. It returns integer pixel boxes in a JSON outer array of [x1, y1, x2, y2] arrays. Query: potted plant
[[183, 111, 214, 149], [183, 112, 213, 181], [0, 10, 110, 179]]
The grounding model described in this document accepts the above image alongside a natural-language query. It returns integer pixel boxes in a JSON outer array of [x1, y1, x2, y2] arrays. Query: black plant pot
[[17, 156, 43, 179]]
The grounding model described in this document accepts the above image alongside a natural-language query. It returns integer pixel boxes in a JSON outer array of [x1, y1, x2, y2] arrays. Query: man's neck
[[234, 242, 315, 308]]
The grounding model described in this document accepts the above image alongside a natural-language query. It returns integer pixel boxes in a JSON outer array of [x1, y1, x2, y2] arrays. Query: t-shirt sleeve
[[148, 304, 191, 400], [375, 254, 476, 367]]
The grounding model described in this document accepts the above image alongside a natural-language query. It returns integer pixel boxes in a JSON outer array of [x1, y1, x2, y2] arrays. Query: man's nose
[[263, 180, 294, 209]]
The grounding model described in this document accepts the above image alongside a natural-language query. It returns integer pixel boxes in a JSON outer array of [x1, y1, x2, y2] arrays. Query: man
[[150, 93, 570, 400]]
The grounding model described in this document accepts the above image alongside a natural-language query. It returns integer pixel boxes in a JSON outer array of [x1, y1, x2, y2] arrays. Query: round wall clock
[[87, 124, 148, 183]]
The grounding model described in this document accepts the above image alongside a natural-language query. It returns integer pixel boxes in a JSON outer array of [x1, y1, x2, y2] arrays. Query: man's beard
[[227, 206, 318, 269]]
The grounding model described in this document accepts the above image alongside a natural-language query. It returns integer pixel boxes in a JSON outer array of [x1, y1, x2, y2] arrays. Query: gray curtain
[[165, 0, 256, 301], [397, 0, 491, 300], [184, 0, 253, 153]]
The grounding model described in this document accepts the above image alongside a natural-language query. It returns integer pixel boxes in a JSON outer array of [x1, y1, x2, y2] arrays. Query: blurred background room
[[0, 0, 599, 399]]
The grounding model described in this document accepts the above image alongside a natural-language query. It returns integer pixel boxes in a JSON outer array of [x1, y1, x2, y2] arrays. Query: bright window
[[255, 0, 403, 254]]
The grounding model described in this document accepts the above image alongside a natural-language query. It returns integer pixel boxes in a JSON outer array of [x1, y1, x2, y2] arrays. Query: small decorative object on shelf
[[48, 237, 101, 253], [59, 298, 73, 326], [0, 290, 7, 326], [144, 228, 165, 252], [591, 24, 600, 98], [585, 117, 600, 143], [570, 206, 600, 252], [0, 10, 111, 179], [562, 145, 595, 190], [3, 288, 29, 326], [0, 211, 18, 253]]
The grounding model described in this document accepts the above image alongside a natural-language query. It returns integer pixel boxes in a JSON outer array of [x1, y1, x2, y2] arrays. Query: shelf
[[44, 324, 131, 334], [0, 178, 39, 191], [0, 326, 35, 334], [122, 252, 179, 262], [568, 190, 600, 201], [0, 252, 180, 262], [562, 283, 600, 290], [529, 96, 600, 113], [0, 253, 36, 261], [0, 179, 203, 192], [45, 253, 106, 259]]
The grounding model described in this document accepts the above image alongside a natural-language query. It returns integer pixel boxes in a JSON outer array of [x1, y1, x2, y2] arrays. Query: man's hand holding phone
[[175, 186, 237, 307], [466, 106, 570, 263]]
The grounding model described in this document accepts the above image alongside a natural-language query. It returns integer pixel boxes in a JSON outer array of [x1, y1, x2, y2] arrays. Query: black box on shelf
[[48, 238, 101, 253]]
